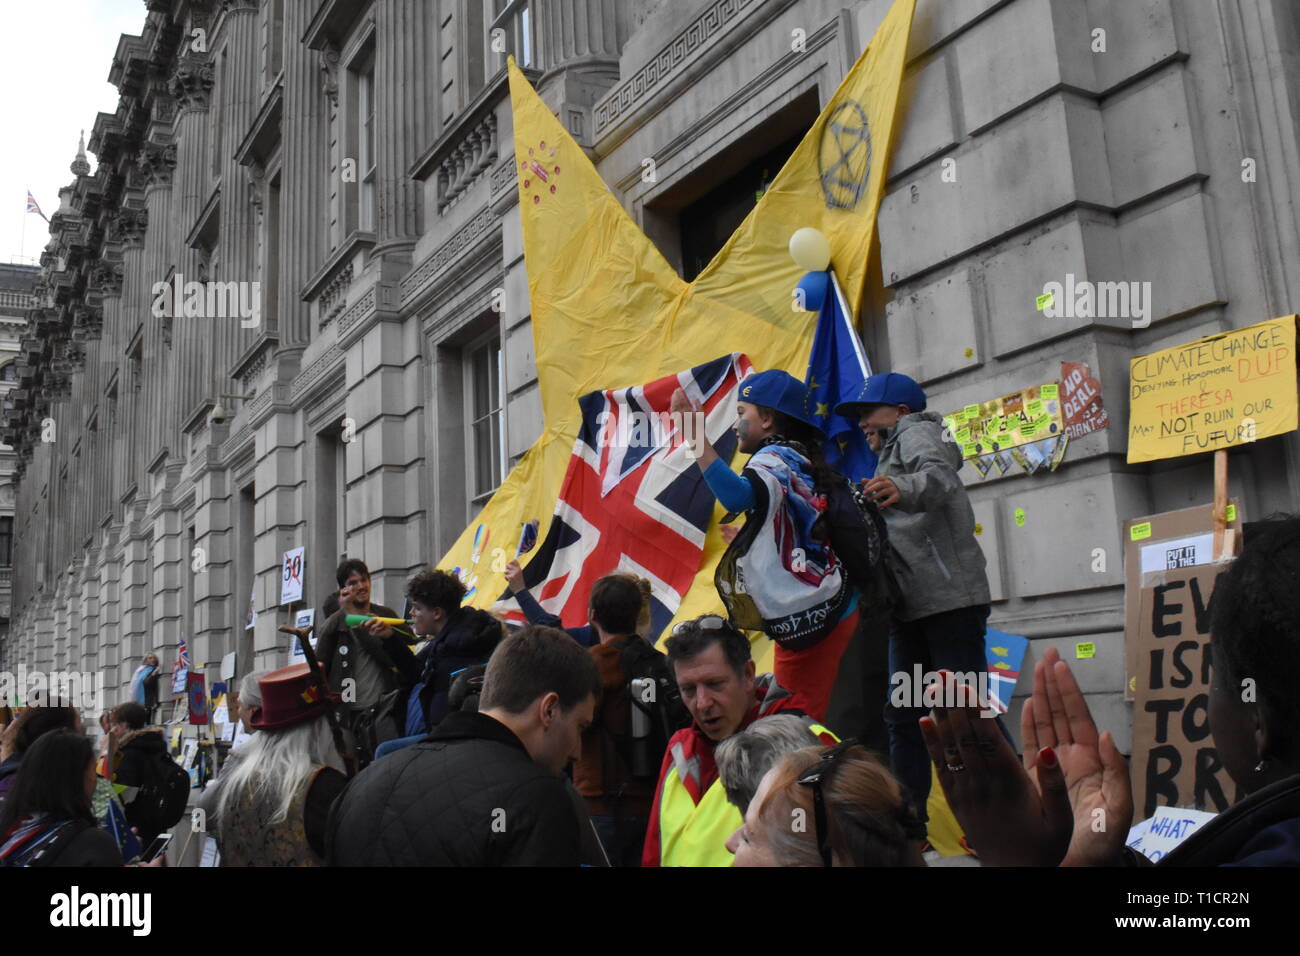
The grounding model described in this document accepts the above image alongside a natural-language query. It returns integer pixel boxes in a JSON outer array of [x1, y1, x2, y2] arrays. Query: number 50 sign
[[280, 547, 305, 605]]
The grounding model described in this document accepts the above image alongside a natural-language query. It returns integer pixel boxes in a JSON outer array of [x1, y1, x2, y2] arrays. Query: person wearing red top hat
[[215, 664, 348, 867]]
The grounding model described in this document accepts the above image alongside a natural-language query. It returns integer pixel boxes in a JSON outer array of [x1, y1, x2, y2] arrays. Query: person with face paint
[[671, 369, 858, 722]]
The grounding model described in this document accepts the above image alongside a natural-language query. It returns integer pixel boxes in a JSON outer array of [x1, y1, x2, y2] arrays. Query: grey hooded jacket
[[874, 411, 991, 622]]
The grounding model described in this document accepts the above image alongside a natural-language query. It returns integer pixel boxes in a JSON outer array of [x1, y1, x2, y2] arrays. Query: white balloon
[[788, 227, 831, 272]]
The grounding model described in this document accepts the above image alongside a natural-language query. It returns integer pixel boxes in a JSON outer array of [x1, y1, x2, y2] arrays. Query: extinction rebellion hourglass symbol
[[522, 140, 561, 205]]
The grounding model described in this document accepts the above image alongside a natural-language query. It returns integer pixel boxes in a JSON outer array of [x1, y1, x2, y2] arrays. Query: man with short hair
[[371, 568, 504, 757], [327, 625, 600, 866], [641, 616, 834, 867], [314, 559, 420, 757], [836, 372, 993, 825]]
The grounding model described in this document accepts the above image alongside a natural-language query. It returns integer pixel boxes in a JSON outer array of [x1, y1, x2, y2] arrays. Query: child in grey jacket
[[837, 372, 994, 828]]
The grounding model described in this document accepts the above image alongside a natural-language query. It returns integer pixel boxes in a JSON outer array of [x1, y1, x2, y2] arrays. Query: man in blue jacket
[[370, 568, 504, 758], [836, 372, 993, 825]]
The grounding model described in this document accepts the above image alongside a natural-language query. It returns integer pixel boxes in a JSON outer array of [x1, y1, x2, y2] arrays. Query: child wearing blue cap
[[671, 369, 859, 721], [835, 372, 994, 826]]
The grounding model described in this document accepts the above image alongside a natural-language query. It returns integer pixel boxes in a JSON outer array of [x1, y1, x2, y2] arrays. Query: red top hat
[[249, 663, 341, 731]]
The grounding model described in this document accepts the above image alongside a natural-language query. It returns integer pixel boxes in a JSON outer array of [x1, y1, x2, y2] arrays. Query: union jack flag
[[500, 353, 753, 640], [177, 637, 190, 670], [25, 190, 47, 222]]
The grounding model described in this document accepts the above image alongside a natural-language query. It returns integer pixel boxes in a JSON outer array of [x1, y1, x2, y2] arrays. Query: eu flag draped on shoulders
[[804, 270, 876, 482]]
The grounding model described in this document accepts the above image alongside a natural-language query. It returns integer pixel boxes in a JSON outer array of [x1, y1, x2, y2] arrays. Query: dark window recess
[[0, 517, 11, 567], [678, 131, 804, 282]]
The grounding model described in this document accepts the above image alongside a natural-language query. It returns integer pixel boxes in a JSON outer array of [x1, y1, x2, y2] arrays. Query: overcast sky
[[0, 1, 147, 266]]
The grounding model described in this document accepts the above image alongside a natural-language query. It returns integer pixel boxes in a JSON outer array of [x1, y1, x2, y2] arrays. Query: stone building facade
[[4, 0, 1299, 748], [0, 263, 36, 644]]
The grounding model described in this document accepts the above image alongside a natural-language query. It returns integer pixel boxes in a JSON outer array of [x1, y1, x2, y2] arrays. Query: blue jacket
[[405, 607, 503, 736]]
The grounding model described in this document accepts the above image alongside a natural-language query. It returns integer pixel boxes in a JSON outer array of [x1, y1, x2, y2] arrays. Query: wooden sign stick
[[1213, 449, 1229, 560]]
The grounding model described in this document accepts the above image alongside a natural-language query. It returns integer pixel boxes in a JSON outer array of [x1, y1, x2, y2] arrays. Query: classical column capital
[[137, 140, 177, 188], [169, 54, 214, 110]]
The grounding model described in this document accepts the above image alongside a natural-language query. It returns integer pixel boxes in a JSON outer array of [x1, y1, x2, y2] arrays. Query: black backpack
[[821, 474, 905, 617], [129, 750, 190, 838], [617, 637, 692, 780]]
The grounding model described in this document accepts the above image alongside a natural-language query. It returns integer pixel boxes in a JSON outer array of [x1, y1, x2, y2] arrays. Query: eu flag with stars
[[803, 270, 876, 483]]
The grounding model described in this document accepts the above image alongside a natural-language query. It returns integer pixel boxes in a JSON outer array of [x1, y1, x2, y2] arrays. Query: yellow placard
[[1130, 521, 1152, 541], [1128, 315, 1298, 463], [1075, 642, 1096, 660]]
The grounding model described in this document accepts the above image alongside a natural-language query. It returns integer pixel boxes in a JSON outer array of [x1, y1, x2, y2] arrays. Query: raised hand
[[669, 387, 700, 416], [919, 672, 1073, 866], [504, 559, 526, 594], [1021, 648, 1133, 866]]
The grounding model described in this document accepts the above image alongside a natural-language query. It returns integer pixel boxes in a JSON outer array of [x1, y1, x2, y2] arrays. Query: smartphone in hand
[[138, 833, 173, 864]]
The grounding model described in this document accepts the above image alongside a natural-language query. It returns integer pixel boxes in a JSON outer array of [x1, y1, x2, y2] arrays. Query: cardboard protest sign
[[1132, 564, 1238, 818], [1128, 315, 1297, 463], [1122, 502, 1242, 700]]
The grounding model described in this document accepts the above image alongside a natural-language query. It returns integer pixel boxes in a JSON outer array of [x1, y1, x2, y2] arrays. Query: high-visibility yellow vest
[[656, 722, 834, 866]]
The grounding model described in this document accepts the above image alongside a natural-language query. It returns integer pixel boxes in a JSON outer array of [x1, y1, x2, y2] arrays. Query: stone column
[[216, 0, 262, 367], [139, 140, 175, 458], [169, 54, 215, 408], [374, 0, 433, 252], [279, 0, 330, 348]]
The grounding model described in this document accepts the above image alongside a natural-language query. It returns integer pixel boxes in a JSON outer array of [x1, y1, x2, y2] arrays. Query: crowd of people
[[2, 370, 1298, 867]]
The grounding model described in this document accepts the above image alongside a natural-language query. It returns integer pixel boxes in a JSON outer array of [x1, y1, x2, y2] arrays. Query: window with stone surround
[[488, 0, 534, 72], [0, 517, 11, 567], [466, 332, 505, 505], [344, 40, 377, 236], [212, 48, 227, 180], [264, 0, 285, 84]]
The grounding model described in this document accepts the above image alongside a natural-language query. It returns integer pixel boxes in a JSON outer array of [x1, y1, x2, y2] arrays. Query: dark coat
[[1157, 772, 1300, 867], [314, 603, 421, 705], [111, 729, 170, 844], [412, 608, 504, 732], [326, 710, 581, 866], [43, 825, 123, 866]]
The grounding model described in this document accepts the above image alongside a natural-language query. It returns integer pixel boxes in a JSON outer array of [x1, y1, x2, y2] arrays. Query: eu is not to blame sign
[[1132, 564, 1237, 818], [1128, 315, 1297, 463]]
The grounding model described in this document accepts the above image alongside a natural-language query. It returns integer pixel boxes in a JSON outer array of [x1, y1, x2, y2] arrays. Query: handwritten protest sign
[[1132, 564, 1237, 818], [1128, 315, 1297, 463], [1060, 361, 1109, 440]]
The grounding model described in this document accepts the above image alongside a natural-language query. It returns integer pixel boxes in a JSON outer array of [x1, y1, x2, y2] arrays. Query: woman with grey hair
[[215, 664, 348, 867], [716, 714, 829, 814], [191, 669, 272, 852]]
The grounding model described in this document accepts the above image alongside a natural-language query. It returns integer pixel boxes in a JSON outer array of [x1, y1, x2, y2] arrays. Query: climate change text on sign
[[1132, 565, 1236, 818], [1127, 315, 1297, 463]]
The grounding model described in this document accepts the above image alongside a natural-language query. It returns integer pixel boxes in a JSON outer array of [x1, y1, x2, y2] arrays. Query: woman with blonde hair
[[726, 741, 927, 867]]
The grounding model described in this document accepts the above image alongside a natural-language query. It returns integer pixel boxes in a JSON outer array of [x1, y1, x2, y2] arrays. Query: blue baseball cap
[[834, 372, 928, 416], [738, 370, 826, 437]]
